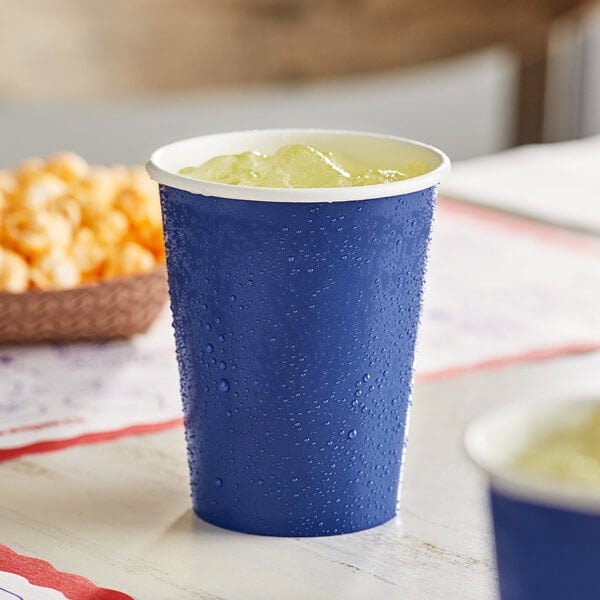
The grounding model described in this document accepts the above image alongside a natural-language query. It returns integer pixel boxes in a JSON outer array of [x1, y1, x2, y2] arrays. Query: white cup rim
[[146, 128, 450, 203], [465, 398, 600, 514]]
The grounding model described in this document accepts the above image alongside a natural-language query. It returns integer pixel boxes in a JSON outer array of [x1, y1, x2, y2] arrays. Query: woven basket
[[0, 267, 169, 344]]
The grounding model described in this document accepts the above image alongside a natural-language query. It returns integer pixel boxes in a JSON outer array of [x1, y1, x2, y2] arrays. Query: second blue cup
[[147, 130, 450, 536], [466, 400, 600, 599]]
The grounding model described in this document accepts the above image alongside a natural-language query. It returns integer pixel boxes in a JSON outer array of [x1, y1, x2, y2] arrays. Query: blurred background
[[1, 0, 599, 165]]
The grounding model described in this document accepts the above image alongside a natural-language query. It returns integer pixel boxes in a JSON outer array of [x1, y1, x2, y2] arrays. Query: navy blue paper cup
[[466, 400, 600, 600], [147, 129, 450, 536]]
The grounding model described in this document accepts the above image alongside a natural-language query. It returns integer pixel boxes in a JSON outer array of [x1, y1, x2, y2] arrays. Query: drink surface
[[511, 407, 600, 491], [179, 144, 428, 188]]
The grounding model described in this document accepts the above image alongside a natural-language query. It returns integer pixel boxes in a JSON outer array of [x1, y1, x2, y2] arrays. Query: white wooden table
[[3, 349, 600, 599]]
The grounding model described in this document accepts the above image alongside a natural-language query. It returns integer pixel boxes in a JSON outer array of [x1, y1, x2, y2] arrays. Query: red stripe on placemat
[[436, 197, 600, 255], [0, 417, 183, 462], [416, 342, 600, 382], [0, 544, 132, 599]]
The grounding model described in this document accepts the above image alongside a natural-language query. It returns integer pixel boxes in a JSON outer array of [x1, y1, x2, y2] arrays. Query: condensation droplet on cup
[[218, 379, 230, 392], [214, 478, 223, 488], [348, 429, 357, 439]]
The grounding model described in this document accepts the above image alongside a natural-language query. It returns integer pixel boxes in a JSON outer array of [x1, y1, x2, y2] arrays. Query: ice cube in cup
[[178, 143, 429, 188]]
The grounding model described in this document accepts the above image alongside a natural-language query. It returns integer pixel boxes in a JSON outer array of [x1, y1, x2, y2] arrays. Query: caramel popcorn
[[0, 153, 164, 292]]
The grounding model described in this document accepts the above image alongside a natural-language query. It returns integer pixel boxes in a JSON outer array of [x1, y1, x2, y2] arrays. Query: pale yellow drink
[[179, 144, 429, 188], [511, 407, 600, 491]]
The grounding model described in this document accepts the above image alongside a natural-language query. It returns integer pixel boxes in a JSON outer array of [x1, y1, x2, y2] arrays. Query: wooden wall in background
[[0, 0, 589, 143]]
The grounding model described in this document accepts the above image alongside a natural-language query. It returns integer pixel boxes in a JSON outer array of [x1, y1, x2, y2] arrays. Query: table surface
[[3, 347, 600, 600]]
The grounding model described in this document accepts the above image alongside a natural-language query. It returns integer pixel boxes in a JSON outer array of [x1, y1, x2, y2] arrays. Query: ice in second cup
[[511, 405, 600, 491]]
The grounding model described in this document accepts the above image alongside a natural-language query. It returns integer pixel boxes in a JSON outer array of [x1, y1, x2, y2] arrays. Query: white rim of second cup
[[465, 398, 600, 515], [146, 129, 451, 203]]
